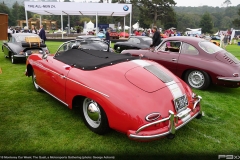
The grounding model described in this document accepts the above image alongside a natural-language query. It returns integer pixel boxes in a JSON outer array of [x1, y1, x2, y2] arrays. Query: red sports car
[[119, 32, 129, 38], [25, 44, 202, 141], [121, 36, 240, 90]]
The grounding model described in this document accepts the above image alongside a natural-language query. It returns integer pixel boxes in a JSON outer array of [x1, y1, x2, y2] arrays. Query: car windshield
[[16, 35, 40, 42], [142, 37, 152, 45], [199, 41, 223, 54], [86, 37, 102, 41]]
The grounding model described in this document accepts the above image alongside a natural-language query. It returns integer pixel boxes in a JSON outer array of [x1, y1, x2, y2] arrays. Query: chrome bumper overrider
[[129, 96, 202, 140]]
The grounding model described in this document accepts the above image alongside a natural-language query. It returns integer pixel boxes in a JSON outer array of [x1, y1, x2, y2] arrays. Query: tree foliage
[[200, 12, 213, 34], [232, 8, 240, 28], [222, 0, 232, 7], [131, 0, 177, 27]]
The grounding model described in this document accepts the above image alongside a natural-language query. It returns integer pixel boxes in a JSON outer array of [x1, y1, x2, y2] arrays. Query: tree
[[131, 0, 176, 26], [222, 0, 232, 7], [162, 7, 177, 30], [199, 12, 213, 34], [232, 8, 240, 28], [11, 1, 20, 26]]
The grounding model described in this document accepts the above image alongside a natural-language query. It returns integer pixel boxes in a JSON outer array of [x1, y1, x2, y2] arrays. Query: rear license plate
[[174, 95, 188, 112]]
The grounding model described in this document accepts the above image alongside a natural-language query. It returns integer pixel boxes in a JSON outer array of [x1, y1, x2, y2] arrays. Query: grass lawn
[[0, 41, 240, 159]]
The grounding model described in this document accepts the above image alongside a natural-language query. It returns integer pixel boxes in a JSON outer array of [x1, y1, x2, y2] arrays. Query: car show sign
[[24, 2, 132, 16]]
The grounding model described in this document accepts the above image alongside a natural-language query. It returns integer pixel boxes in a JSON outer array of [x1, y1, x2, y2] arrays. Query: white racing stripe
[[132, 59, 184, 106], [165, 81, 183, 99], [132, 59, 151, 67]]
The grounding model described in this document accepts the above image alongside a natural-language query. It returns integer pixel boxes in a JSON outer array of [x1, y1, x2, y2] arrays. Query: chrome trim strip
[[217, 77, 240, 82], [66, 77, 109, 98], [176, 108, 191, 119], [136, 113, 172, 134], [31, 61, 109, 98], [39, 86, 68, 106], [175, 111, 199, 130], [129, 111, 200, 140]]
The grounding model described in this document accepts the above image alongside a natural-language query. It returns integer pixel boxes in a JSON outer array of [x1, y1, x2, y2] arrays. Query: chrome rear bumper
[[128, 96, 202, 140]]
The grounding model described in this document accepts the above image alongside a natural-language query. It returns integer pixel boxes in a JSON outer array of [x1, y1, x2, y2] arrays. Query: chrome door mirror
[[42, 51, 48, 59]]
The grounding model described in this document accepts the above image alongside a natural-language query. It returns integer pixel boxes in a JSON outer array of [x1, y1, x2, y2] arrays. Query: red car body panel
[[122, 36, 240, 88], [26, 50, 202, 141]]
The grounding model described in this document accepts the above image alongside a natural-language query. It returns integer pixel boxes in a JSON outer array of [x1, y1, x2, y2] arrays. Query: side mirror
[[42, 51, 48, 59]]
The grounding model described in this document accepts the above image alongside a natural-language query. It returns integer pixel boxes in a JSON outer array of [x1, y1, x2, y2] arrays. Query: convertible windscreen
[[54, 49, 138, 70], [16, 35, 40, 42]]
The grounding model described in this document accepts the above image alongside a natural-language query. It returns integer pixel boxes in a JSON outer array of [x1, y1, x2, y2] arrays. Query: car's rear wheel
[[10, 53, 16, 64], [32, 70, 41, 92], [184, 70, 210, 90], [81, 97, 109, 135]]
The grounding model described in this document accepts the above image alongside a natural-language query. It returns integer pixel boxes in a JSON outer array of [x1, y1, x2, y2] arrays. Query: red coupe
[[122, 36, 240, 90], [25, 44, 202, 141]]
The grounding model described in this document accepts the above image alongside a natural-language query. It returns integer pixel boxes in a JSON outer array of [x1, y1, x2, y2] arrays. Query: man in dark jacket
[[105, 28, 110, 52], [39, 24, 47, 43], [150, 26, 161, 47]]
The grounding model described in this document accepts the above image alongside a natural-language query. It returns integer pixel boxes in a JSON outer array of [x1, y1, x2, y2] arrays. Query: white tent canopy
[[24, 2, 132, 38]]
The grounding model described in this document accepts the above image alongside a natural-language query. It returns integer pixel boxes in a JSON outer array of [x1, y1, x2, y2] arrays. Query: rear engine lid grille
[[216, 51, 240, 65]]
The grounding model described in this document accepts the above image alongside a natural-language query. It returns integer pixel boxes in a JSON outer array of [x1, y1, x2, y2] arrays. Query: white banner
[[24, 2, 132, 15]]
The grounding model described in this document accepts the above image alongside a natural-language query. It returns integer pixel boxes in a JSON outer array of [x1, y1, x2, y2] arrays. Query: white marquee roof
[[24, 2, 132, 16]]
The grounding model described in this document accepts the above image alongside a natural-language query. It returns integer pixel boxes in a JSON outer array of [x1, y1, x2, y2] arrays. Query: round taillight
[[233, 73, 239, 77]]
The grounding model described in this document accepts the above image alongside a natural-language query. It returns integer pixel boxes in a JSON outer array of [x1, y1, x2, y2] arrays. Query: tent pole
[[96, 12, 98, 34], [124, 16, 125, 38], [129, 12, 132, 35], [40, 15, 42, 28], [25, 10, 28, 29], [61, 12, 63, 39], [68, 15, 70, 35]]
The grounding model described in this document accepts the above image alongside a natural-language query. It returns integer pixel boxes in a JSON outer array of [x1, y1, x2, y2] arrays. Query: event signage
[[24, 2, 132, 14]]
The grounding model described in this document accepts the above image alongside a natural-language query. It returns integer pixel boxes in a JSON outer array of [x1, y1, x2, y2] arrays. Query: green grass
[[0, 41, 240, 159]]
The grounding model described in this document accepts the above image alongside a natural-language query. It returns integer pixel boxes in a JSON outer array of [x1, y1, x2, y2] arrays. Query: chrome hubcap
[[188, 71, 204, 88], [83, 98, 101, 128], [33, 72, 39, 89], [11, 55, 14, 63]]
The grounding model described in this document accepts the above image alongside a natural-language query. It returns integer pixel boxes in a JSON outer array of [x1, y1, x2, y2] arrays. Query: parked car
[[211, 35, 220, 40], [202, 35, 220, 46], [114, 36, 152, 53], [2, 33, 49, 64], [110, 30, 119, 39], [121, 36, 240, 90], [97, 31, 105, 39], [25, 46, 202, 141], [75, 36, 114, 52], [119, 32, 129, 38]]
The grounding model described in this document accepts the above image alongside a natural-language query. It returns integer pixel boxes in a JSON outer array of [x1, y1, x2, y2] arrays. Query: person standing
[[223, 34, 229, 50], [7, 27, 12, 41], [30, 25, 37, 34], [150, 26, 161, 47], [220, 33, 224, 48], [39, 24, 47, 43], [105, 28, 110, 52]]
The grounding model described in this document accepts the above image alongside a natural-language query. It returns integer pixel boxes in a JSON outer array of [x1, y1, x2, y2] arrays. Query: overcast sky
[[174, 0, 240, 7]]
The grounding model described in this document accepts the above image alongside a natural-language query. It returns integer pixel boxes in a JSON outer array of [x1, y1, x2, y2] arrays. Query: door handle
[[172, 58, 177, 61]]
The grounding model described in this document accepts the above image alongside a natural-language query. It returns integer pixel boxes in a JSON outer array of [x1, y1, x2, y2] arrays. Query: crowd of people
[[7, 25, 47, 43]]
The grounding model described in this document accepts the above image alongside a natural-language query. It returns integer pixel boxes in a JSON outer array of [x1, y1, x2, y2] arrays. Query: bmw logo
[[123, 5, 129, 11]]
